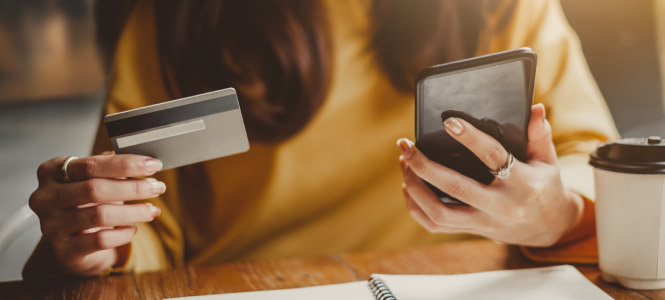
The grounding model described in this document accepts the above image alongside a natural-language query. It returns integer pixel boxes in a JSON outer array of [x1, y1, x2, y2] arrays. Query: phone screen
[[416, 59, 532, 204]]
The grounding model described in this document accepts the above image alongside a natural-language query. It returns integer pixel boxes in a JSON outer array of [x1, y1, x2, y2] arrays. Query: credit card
[[104, 88, 250, 170]]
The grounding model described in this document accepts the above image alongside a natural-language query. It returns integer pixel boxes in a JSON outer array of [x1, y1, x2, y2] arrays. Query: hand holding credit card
[[104, 88, 250, 170]]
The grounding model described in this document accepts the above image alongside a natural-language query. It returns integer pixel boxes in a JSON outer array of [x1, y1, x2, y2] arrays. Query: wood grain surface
[[1, 239, 661, 299]]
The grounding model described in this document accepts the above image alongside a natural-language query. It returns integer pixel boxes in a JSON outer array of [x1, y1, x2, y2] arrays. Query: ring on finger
[[59, 156, 78, 182], [489, 152, 514, 180]]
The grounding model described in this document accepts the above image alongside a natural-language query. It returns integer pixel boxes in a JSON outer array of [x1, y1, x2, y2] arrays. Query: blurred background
[[0, 0, 663, 282]]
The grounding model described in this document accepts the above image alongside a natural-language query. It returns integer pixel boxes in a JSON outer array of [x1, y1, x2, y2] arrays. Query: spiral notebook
[[167, 265, 611, 300]]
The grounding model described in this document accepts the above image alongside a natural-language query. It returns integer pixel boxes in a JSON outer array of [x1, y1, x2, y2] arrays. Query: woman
[[25, 0, 618, 277]]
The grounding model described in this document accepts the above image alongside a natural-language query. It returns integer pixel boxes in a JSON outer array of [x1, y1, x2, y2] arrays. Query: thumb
[[527, 103, 557, 164]]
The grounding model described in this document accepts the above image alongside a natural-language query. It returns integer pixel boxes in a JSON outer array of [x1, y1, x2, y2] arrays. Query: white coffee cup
[[590, 136, 665, 290]]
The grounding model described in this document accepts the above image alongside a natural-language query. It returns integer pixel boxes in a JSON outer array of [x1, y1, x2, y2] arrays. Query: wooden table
[[1, 239, 662, 299]]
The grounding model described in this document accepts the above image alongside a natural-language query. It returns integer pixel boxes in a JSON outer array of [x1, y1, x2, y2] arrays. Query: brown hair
[[96, 0, 515, 142]]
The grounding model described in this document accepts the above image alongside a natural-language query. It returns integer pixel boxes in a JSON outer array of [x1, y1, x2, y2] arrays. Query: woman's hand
[[398, 104, 584, 247], [29, 153, 165, 276]]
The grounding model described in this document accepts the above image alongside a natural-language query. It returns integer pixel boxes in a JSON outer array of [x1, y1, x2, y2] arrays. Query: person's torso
[[107, 0, 482, 264]]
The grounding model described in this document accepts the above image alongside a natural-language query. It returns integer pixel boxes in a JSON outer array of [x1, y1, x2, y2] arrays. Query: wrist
[[557, 190, 595, 245]]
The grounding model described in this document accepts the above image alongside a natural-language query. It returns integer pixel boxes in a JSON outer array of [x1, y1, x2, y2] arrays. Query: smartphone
[[415, 48, 537, 205]]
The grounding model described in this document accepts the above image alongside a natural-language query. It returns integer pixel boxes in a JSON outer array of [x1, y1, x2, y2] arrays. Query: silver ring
[[59, 156, 78, 182], [489, 152, 514, 180]]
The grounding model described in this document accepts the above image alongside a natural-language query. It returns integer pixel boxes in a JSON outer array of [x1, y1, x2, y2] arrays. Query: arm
[[398, 0, 618, 249], [474, 0, 619, 243], [518, 0, 619, 245]]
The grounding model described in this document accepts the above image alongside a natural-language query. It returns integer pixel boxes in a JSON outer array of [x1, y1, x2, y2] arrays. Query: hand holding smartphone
[[415, 48, 537, 205]]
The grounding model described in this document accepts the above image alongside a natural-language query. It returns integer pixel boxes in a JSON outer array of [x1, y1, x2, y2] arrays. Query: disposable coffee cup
[[589, 136, 665, 290]]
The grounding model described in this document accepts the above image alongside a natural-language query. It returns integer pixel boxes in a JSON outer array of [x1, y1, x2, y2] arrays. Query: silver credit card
[[104, 88, 250, 170]]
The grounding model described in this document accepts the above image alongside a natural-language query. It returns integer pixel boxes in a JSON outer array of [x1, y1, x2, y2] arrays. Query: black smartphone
[[415, 48, 537, 205]]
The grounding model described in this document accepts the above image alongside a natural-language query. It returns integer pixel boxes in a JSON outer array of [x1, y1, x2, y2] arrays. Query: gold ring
[[489, 152, 514, 180], [59, 156, 78, 182]]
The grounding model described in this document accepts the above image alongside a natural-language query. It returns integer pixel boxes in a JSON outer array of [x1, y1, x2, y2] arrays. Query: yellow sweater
[[25, 0, 619, 276]]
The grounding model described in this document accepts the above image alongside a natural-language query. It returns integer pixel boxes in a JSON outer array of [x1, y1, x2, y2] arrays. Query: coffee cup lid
[[589, 136, 665, 174]]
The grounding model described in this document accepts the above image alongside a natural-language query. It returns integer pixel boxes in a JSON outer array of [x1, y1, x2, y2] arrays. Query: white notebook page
[[375, 265, 612, 300], [166, 265, 611, 300]]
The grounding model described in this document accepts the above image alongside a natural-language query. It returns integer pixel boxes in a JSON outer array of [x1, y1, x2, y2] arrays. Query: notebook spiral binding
[[368, 277, 397, 300]]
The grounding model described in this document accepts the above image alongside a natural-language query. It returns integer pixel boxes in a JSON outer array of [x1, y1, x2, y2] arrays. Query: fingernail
[[396, 138, 414, 158], [151, 181, 166, 194], [147, 203, 161, 217], [145, 159, 163, 172], [444, 118, 463, 135]]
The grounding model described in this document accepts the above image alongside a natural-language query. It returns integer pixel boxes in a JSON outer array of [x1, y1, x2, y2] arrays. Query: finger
[[403, 187, 473, 234], [56, 203, 159, 235], [65, 155, 163, 181], [37, 156, 68, 184], [65, 226, 137, 256], [442, 117, 509, 171], [397, 138, 494, 210], [527, 103, 557, 164], [402, 166, 482, 227], [56, 178, 166, 208]]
